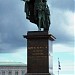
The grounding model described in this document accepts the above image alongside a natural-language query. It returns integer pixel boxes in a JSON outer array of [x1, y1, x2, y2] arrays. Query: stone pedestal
[[23, 31, 55, 75]]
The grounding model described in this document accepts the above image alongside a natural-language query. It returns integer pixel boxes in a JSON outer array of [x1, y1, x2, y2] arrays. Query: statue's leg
[[46, 16, 50, 30], [42, 14, 47, 31], [38, 15, 41, 31], [38, 17, 41, 31]]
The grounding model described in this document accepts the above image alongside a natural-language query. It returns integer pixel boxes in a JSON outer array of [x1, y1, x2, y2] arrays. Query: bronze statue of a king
[[22, 0, 50, 31], [22, 0, 56, 75]]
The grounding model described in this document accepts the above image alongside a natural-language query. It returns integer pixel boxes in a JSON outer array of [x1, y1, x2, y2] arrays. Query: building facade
[[0, 62, 27, 75]]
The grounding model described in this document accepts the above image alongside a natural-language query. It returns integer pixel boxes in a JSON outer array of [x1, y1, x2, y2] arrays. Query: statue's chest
[[39, 3, 45, 10]]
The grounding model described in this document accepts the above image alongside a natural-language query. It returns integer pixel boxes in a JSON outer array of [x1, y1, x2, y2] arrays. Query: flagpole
[[58, 58, 59, 75], [58, 58, 60, 75], [58, 70, 59, 75]]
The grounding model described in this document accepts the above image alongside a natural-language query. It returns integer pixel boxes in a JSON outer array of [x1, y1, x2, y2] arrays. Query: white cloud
[[53, 43, 74, 53], [49, 0, 74, 12], [63, 11, 74, 37], [49, 9, 74, 47], [51, 9, 74, 35]]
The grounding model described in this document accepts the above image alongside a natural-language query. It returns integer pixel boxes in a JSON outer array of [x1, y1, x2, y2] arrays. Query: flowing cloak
[[25, 0, 47, 24], [25, 0, 36, 24]]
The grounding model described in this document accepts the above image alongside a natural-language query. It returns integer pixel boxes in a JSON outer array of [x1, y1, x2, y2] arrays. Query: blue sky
[[0, 0, 74, 75]]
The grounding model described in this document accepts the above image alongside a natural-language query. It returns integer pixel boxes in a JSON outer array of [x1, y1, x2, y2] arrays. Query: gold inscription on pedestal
[[28, 46, 48, 56]]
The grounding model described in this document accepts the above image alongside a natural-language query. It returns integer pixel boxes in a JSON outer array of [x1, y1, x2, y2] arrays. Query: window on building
[[8, 71, 12, 75], [2, 71, 5, 75], [15, 71, 18, 75], [22, 70, 25, 75]]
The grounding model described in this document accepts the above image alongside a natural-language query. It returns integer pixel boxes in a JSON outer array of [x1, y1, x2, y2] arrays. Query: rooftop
[[0, 62, 26, 67]]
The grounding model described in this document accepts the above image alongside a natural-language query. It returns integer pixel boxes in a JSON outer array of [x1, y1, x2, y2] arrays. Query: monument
[[22, 0, 56, 75]]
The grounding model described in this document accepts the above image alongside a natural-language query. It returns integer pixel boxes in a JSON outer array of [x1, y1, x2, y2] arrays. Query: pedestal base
[[24, 31, 55, 75], [25, 73, 51, 75]]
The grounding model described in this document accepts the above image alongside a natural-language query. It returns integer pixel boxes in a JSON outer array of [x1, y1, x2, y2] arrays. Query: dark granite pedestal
[[23, 31, 55, 75]]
